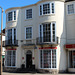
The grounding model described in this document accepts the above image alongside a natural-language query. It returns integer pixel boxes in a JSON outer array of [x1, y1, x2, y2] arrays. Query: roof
[[5, 0, 66, 13]]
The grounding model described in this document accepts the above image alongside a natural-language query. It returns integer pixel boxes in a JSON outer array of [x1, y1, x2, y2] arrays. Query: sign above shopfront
[[6, 48, 16, 50], [65, 44, 75, 49], [39, 47, 57, 49]]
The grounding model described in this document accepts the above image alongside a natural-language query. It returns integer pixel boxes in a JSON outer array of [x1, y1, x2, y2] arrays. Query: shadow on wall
[[59, 7, 68, 73]]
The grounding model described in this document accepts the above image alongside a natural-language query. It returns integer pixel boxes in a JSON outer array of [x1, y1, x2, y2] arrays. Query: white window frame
[[39, 49, 57, 69], [39, 2, 55, 16], [5, 50, 16, 67], [25, 26, 33, 40], [25, 8, 32, 19], [67, 4, 74, 15], [51, 2, 55, 14], [39, 22, 56, 43], [6, 10, 17, 22]]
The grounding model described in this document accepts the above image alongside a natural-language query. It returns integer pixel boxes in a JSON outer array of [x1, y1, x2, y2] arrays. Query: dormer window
[[6, 10, 16, 22], [40, 2, 55, 16]]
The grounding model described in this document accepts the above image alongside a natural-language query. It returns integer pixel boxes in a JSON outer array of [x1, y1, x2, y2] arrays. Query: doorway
[[26, 50, 32, 68]]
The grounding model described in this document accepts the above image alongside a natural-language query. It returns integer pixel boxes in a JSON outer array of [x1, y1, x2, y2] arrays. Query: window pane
[[14, 11, 16, 20], [14, 29, 16, 44], [69, 51, 72, 68], [51, 3, 54, 13], [40, 5, 42, 15], [52, 23, 55, 42], [52, 50, 56, 68]]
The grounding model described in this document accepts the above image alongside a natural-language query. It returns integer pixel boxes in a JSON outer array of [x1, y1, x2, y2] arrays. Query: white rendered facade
[[4, 0, 75, 73]]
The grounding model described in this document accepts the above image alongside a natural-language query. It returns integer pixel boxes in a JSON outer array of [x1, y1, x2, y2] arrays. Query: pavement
[[2, 72, 75, 75]]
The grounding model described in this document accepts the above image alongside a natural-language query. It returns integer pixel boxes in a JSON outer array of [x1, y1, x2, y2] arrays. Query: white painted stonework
[[4, 0, 75, 73]]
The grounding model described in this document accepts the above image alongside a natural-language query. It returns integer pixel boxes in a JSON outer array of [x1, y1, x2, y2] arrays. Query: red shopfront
[[65, 44, 75, 72]]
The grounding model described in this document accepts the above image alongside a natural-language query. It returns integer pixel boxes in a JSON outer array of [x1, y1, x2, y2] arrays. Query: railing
[[3, 40, 18, 47], [36, 37, 59, 45]]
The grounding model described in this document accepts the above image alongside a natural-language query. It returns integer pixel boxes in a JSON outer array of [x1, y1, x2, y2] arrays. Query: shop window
[[69, 51, 75, 68], [5, 50, 16, 67], [40, 49, 56, 68]]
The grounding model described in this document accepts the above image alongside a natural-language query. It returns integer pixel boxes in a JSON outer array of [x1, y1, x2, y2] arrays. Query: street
[[2, 72, 75, 75]]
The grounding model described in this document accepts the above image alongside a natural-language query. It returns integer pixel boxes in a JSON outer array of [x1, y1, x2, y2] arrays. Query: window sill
[[7, 20, 16, 23], [68, 68, 75, 72], [39, 14, 55, 17], [25, 18, 33, 21], [67, 13, 75, 16]]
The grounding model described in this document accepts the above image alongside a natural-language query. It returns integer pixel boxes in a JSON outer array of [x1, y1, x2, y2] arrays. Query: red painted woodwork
[[39, 47, 57, 49], [6, 48, 16, 50], [65, 44, 75, 49]]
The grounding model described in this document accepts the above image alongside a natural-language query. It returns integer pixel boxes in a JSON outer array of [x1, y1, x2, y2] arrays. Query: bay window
[[5, 50, 16, 67], [40, 49, 56, 68], [6, 28, 17, 44], [6, 10, 16, 22], [40, 2, 55, 15], [39, 22, 56, 43], [8, 12, 12, 21]]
